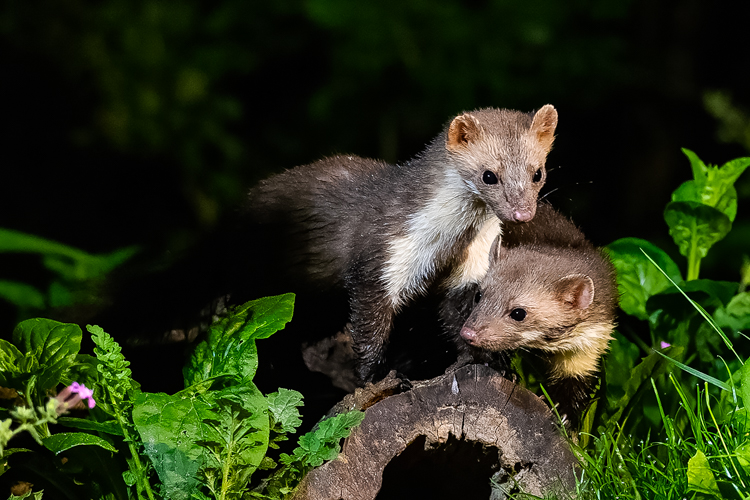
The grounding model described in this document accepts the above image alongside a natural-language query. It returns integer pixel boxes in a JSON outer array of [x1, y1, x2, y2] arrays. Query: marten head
[[459, 236, 616, 380], [445, 105, 558, 223]]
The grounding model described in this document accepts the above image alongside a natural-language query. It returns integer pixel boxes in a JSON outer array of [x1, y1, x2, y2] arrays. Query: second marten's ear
[[488, 234, 505, 264], [555, 274, 594, 310], [530, 104, 558, 152], [447, 114, 482, 151]]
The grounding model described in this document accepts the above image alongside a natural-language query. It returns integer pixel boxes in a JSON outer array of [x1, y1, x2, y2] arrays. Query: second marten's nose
[[460, 327, 478, 344], [513, 209, 533, 222]]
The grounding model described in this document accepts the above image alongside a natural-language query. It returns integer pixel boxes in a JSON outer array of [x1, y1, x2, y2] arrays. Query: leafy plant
[[0, 228, 137, 317], [567, 150, 750, 497], [0, 294, 364, 499]]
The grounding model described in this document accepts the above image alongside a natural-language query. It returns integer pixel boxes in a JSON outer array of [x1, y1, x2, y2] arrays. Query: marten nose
[[460, 327, 478, 344], [512, 209, 533, 222]]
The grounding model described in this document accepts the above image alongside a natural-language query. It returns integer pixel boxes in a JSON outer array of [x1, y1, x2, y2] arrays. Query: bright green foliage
[[571, 151, 750, 498], [0, 319, 81, 396], [184, 293, 295, 386], [258, 411, 366, 498], [606, 237, 683, 320], [0, 295, 362, 499], [664, 149, 750, 280]]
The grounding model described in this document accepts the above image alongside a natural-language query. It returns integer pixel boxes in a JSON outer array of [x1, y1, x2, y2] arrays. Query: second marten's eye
[[474, 290, 482, 303], [509, 308, 527, 321], [482, 171, 498, 185], [533, 168, 543, 183]]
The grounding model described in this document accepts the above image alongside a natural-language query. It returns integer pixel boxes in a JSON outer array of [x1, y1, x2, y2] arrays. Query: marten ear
[[555, 274, 594, 310], [529, 104, 558, 152], [447, 114, 482, 151], [488, 234, 505, 264]]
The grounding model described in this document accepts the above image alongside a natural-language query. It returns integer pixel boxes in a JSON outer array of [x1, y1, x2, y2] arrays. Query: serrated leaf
[[132, 391, 213, 500], [183, 293, 295, 387], [664, 201, 731, 260], [605, 238, 682, 320], [267, 388, 304, 434], [43, 432, 117, 454], [0, 340, 23, 384], [9, 319, 82, 391], [57, 417, 124, 436], [687, 449, 720, 495]]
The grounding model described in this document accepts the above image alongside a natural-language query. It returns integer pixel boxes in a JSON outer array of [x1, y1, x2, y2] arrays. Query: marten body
[[245, 106, 558, 381], [456, 203, 618, 426]]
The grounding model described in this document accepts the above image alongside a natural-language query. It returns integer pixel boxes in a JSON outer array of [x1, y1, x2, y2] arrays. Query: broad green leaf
[[607, 346, 685, 428], [687, 449, 720, 495], [267, 388, 304, 434], [57, 417, 124, 437], [199, 384, 270, 489], [714, 291, 750, 333], [43, 432, 117, 454], [10, 319, 82, 391], [740, 362, 750, 409], [664, 201, 731, 260], [0, 281, 45, 309], [604, 332, 641, 401], [184, 293, 295, 387], [605, 238, 682, 320], [736, 441, 750, 473], [132, 390, 213, 500], [678, 149, 750, 221], [0, 340, 23, 383]]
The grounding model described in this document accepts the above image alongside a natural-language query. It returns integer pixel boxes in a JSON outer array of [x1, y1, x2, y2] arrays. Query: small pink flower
[[54, 382, 96, 414], [660, 341, 671, 349]]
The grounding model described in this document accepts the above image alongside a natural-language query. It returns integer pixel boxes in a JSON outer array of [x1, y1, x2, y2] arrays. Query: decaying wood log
[[292, 364, 579, 500]]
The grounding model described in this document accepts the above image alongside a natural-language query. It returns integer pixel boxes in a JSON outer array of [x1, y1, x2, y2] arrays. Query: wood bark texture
[[292, 364, 578, 500]]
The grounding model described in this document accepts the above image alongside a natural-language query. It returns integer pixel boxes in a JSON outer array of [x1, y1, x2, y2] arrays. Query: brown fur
[[245, 106, 558, 382], [458, 203, 618, 425]]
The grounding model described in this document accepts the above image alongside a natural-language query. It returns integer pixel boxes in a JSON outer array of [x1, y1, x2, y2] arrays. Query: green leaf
[[604, 332, 641, 401], [198, 384, 271, 492], [43, 432, 117, 454], [687, 449, 720, 495], [678, 149, 750, 221], [9, 319, 82, 391], [57, 417, 124, 437], [713, 291, 750, 332], [652, 349, 731, 391], [607, 346, 685, 428], [132, 391, 214, 500], [605, 238, 682, 320], [184, 293, 295, 387], [664, 201, 731, 259], [0, 281, 46, 309], [0, 340, 23, 385], [736, 441, 750, 473], [267, 388, 304, 434], [740, 362, 750, 409]]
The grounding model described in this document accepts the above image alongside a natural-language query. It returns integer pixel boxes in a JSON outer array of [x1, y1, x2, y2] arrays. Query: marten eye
[[482, 171, 498, 185], [509, 308, 527, 321], [474, 290, 482, 304], [532, 168, 543, 183]]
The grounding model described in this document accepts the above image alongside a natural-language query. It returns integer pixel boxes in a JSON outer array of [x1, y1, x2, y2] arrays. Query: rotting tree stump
[[292, 364, 578, 500]]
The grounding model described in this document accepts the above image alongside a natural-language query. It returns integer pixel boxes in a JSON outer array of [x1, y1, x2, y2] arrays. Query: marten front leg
[[346, 279, 396, 383]]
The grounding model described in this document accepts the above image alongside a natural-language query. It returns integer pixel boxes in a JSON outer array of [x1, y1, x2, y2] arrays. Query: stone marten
[[455, 203, 618, 426], [245, 106, 559, 382]]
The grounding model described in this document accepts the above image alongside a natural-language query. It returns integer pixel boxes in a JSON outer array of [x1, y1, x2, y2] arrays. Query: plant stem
[[112, 396, 157, 500], [687, 234, 701, 281]]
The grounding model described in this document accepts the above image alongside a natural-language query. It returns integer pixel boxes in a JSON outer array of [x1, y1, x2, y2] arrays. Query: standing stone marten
[[245, 106, 559, 382], [454, 203, 618, 426]]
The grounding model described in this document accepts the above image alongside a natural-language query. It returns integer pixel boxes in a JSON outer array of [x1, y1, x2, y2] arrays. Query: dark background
[[1, 1, 748, 327]]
